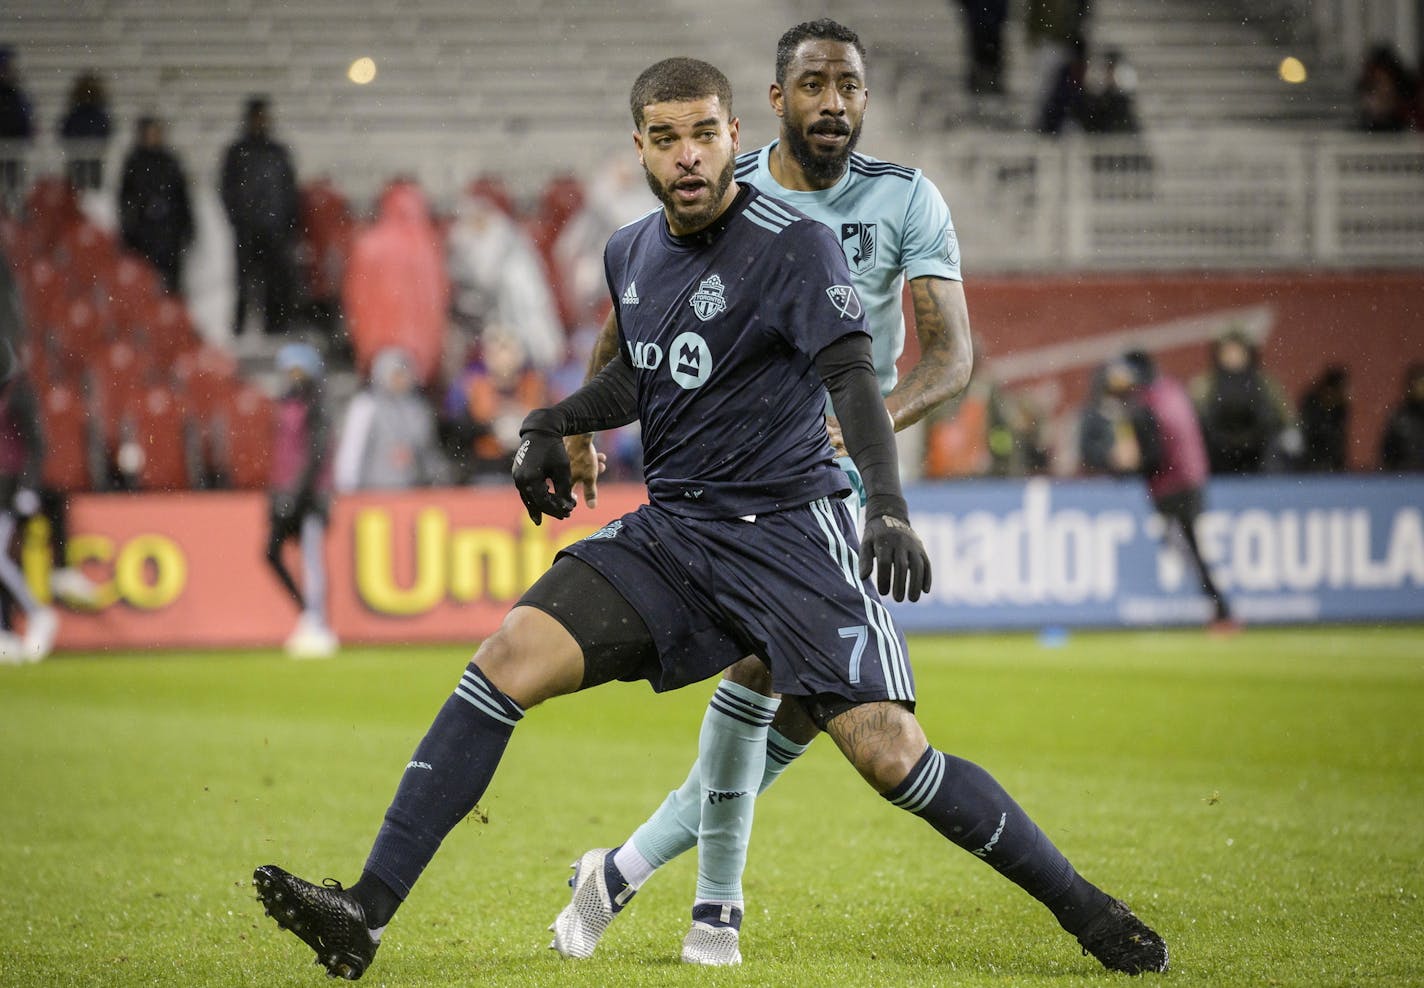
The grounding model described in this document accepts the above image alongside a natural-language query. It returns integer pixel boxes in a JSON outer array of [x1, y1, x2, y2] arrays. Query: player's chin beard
[[785, 120, 861, 184], [646, 156, 736, 233]]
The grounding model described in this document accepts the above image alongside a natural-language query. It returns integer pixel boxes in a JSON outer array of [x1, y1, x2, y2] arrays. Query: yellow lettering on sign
[[356, 508, 447, 615], [114, 535, 186, 609]]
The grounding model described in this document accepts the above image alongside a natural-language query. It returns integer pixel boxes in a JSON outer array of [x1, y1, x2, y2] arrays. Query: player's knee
[[473, 605, 584, 709], [722, 654, 773, 695], [826, 701, 928, 794]]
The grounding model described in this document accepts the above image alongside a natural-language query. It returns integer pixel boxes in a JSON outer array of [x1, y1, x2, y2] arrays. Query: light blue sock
[[694, 681, 779, 903], [623, 711, 810, 887]]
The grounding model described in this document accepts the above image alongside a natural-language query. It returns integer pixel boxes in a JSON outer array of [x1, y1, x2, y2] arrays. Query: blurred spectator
[[1296, 365, 1349, 472], [1107, 351, 1235, 631], [0, 342, 57, 662], [221, 96, 299, 338], [0, 47, 35, 208], [1026, 0, 1091, 130], [343, 180, 448, 385], [58, 70, 111, 191], [118, 116, 193, 295], [441, 328, 547, 482], [553, 156, 656, 331], [296, 178, 354, 342], [1077, 361, 1130, 474], [447, 188, 563, 371], [1080, 48, 1140, 134], [1191, 330, 1292, 475], [333, 347, 447, 492], [1355, 43, 1415, 133], [1037, 37, 1088, 135], [988, 385, 1050, 476], [266, 343, 337, 659], [956, 0, 1010, 96], [1379, 362, 1424, 472]]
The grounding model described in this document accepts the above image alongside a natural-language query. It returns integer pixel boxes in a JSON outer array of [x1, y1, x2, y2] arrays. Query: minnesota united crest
[[841, 222, 877, 274], [689, 274, 728, 321]]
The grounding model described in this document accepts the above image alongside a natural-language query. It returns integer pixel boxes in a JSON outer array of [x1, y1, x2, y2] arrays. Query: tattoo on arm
[[884, 277, 974, 431], [587, 309, 621, 382]]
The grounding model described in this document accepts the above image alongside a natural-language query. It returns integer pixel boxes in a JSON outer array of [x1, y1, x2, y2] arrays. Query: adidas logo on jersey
[[622, 281, 640, 306]]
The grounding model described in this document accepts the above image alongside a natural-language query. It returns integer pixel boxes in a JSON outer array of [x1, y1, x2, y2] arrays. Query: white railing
[[909, 130, 1424, 271], [4, 130, 1423, 272]]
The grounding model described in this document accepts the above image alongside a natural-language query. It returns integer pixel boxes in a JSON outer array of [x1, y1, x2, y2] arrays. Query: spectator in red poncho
[[341, 180, 448, 385]]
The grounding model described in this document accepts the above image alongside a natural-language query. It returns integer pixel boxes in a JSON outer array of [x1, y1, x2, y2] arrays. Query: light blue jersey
[[735, 142, 962, 397]]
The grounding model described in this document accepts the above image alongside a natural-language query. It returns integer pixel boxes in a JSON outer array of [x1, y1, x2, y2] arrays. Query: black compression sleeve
[[522, 349, 638, 437], [814, 333, 907, 521]]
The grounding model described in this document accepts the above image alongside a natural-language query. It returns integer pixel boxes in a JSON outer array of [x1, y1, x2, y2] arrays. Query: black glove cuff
[[865, 493, 909, 523], [520, 408, 563, 436]]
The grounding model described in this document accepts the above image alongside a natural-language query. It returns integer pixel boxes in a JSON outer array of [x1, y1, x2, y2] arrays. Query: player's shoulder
[[739, 186, 818, 239], [734, 147, 763, 179], [847, 151, 920, 183], [606, 205, 663, 251]]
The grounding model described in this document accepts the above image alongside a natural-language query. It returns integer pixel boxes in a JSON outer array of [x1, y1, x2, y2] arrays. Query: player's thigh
[[822, 700, 928, 794], [473, 605, 585, 709], [490, 554, 661, 705], [722, 653, 774, 695]]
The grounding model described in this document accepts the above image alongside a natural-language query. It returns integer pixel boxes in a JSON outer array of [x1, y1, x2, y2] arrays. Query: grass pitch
[[1, 627, 1421, 987]]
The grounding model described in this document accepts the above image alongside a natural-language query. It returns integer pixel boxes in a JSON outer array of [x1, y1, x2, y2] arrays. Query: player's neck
[[769, 140, 844, 192]]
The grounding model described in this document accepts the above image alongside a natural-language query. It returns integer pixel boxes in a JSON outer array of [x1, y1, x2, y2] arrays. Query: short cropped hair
[[775, 18, 867, 86], [629, 57, 733, 130]]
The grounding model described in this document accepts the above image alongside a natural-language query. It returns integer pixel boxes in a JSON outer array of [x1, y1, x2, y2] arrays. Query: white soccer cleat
[[51, 567, 100, 607], [0, 631, 26, 665], [284, 614, 338, 660], [22, 607, 58, 662], [680, 903, 743, 966], [548, 848, 633, 959]]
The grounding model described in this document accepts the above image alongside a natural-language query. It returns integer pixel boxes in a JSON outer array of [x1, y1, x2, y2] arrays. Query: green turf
[[1, 627, 1422, 987]]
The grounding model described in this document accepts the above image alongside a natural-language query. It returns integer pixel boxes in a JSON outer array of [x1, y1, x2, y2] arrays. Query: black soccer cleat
[[253, 864, 379, 980], [1075, 898, 1169, 975]]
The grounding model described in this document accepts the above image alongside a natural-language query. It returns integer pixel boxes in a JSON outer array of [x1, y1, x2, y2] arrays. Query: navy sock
[[362, 663, 524, 908], [350, 870, 402, 930], [884, 747, 1109, 934]]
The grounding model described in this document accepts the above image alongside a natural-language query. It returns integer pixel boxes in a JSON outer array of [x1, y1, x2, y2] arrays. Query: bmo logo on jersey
[[628, 340, 663, 370], [669, 332, 712, 389]]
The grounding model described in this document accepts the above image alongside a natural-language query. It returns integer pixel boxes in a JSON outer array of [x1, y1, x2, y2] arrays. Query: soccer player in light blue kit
[[555, 20, 1161, 971]]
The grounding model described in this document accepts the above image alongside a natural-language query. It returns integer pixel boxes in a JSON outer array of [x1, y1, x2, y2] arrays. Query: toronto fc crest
[[689, 274, 728, 321]]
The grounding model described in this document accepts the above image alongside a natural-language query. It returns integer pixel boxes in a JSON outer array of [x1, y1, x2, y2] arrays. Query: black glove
[[859, 513, 932, 602], [512, 418, 576, 525]]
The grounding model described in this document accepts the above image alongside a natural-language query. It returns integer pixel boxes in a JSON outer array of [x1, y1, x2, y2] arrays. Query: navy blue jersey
[[604, 184, 869, 519]]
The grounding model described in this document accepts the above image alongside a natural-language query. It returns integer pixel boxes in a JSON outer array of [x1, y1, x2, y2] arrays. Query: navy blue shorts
[[558, 497, 913, 703]]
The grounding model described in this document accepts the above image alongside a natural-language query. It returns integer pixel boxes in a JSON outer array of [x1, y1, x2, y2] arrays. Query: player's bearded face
[[643, 152, 736, 232], [637, 98, 740, 234], [783, 103, 862, 183]]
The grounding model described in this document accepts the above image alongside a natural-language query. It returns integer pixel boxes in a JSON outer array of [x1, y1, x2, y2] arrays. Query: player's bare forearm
[[883, 277, 974, 431]]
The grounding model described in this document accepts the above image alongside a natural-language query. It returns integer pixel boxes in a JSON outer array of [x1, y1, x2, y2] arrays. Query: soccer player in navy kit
[[555, 20, 1162, 976], [253, 57, 1166, 981]]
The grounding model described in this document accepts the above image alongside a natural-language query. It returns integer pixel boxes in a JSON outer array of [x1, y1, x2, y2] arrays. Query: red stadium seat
[[213, 385, 275, 489], [51, 297, 108, 379], [22, 176, 82, 253], [174, 346, 242, 475], [465, 174, 518, 218], [120, 384, 192, 491], [140, 296, 202, 368], [57, 222, 120, 286], [103, 253, 164, 335], [17, 256, 70, 333], [39, 383, 94, 492]]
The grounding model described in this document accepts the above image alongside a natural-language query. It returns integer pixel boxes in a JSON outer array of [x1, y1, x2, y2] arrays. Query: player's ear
[[769, 82, 784, 118], [729, 115, 740, 152], [632, 129, 644, 161]]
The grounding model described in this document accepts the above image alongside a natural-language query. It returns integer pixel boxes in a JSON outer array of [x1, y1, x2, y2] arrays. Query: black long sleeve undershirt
[[521, 348, 639, 437], [814, 332, 908, 522]]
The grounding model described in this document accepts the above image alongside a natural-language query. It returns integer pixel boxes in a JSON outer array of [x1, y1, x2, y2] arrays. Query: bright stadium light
[[1278, 56, 1307, 84], [348, 57, 377, 85]]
